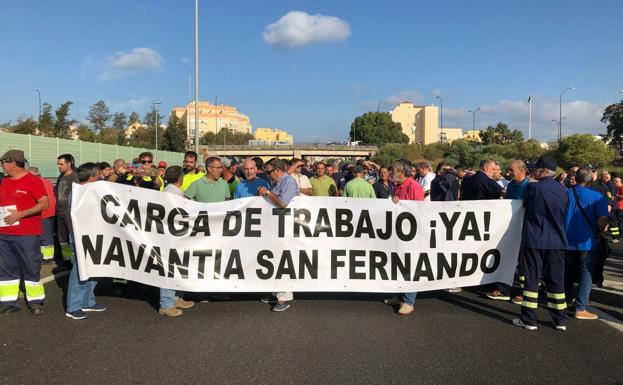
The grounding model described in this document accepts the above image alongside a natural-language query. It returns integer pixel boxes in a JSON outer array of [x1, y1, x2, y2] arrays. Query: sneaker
[[511, 295, 523, 305], [512, 318, 537, 331], [398, 303, 414, 315], [175, 298, 194, 309], [612, 238, 620, 243], [82, 304, 107, 312], [486, 289, 511, 301], [383, 296, 402, 306], [448, 287, 463, 293], [0, 304, 20, 316], [66, 310, 87, 320], [555, 324, 567, 331], [272, 302, 291, 312], [573, 310, 598, 320], [159, 307, 183, 317], [30, 303, 44, 315], [260, 296, 275, 304]]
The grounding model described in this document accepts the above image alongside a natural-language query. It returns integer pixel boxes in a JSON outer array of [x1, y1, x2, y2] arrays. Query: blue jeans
[[66, 256, 97, 312], [159, 288, 180, 309], [402, 292, 417, 305], [564, 250, 595, 311]]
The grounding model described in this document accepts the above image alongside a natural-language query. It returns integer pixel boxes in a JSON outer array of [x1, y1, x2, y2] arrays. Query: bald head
[[508, 159, 527, 182]]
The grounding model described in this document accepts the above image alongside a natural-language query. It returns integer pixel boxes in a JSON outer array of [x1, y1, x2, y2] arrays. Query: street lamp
[[558, 86, 575, 141], [35, 89, 41, 128], [436, 96, 443, 143], [194, 0, 199, 153], [468, 107, 480, 132], [153, 100, 162, 151]]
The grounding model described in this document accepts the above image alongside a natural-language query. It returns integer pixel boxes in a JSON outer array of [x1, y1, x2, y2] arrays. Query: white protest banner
[[71, 181, 524, 293]]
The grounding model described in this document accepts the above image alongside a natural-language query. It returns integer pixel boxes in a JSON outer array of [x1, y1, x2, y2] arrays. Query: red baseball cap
[[158, 161, 167, 168]]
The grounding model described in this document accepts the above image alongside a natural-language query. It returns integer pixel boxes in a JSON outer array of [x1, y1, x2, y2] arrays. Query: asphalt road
[[1, 276, 622, 385]]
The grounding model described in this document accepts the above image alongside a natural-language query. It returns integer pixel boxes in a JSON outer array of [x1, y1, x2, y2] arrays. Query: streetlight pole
[[194, 0, 199, 153], [559, 86, 574, 141], [35, 89, 41, 128], [436, 96, 443, 143], [214, 94, 219, 146], [468, 107, 480, 132], [153, 100, 161, 151]]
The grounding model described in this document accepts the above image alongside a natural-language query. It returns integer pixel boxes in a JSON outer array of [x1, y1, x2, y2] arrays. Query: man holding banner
[[65, 163, 108, 320], [389, 159, 424, 315], [158, 166, 195, 317], [257, 158, 299, 312], [513, 157, 569, 331]]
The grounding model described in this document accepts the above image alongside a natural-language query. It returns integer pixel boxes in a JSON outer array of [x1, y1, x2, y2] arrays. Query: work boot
[[383, 296, 402, 306], [175, 298, 194, 309], [30, 303, 44, 315], [511, 295, 523, 305], [573, 310, 598, 320], [485, 289, 510, 301], [398, 303, 414, 315], [159, 307, 182, 317]]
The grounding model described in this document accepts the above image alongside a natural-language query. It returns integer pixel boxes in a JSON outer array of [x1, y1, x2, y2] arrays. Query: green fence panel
[[0, 132, 186, 179], [30, 135, 58, 177]]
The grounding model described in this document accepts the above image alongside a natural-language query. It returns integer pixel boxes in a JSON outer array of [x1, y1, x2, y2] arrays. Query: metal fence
[[0, 132, 185, 178]]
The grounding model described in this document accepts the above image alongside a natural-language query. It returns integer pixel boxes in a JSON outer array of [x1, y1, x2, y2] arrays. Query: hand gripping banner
[[71, 181, 525, 293]]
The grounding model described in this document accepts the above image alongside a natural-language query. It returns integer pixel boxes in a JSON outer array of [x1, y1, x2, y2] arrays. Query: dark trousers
[[609, 210, 620, 238], [519, 247, 567, 327], [0, 234, 45, 307], [55, 213, 73, 261], [495, 272, 525, 297]]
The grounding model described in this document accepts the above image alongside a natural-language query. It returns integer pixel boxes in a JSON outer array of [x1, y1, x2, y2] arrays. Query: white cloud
[[98, 47, 164, 80], [441, 98, 607, 142], [384, 91, 424, 108], [109, 96, 150, 114], [263, 11, 351, 50]]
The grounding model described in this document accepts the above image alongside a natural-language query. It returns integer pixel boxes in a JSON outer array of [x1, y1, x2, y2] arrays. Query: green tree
[[7, 117, 38, 135], [479, 122, 524, 145], [602, 100, 623, 156], [513, 139, 545, 161], [199, 128, 256, 146], [128, 111, 141, 125], [128, 126, 152, 148], [141, 110, 165, 149], [53, 101, 74, 139], [556, 134, 615, 168], [99, 127, 119, 145], [76, 123, 98, 143], [38, 103, 54, 136], [444, 139, 483, 168], [87, 100, 111, 133], [350, 112, 409, 145], [112, 112, 128, 146], [162, 114, 188, 152], [112, 112, 127, 131]]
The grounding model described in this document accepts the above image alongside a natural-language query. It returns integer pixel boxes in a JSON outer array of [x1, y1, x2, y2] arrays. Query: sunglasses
[[140, 160, 153, 164]]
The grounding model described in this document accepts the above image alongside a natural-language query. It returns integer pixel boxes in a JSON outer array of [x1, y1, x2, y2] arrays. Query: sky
[[1, 0, 621, 143]]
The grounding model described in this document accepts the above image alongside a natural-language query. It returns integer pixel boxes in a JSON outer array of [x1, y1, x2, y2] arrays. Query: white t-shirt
[[418, 172, 435, 192], [292, 173, 312, 195], [418, 172, 435, 201]]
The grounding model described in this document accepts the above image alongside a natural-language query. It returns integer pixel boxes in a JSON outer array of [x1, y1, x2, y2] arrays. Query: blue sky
[[1, 0, 621, 142]]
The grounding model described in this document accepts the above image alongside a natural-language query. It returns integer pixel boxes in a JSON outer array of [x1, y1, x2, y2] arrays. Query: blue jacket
[[521, 176, 569, 250]]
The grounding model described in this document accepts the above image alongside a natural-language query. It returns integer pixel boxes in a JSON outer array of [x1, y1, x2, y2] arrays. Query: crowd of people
[[0, 147, 617, 331]]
